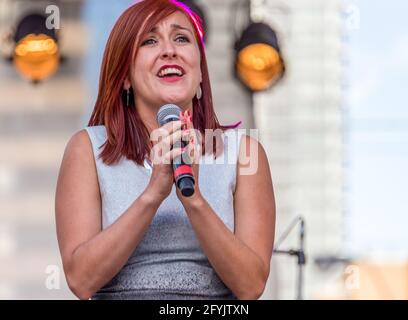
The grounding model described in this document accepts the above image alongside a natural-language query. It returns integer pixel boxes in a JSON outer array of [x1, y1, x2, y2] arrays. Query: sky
[[345, 0, 408, 259]]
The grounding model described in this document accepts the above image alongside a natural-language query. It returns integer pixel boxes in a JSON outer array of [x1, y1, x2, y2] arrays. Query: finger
[[179, 111, 188, 128], [158, 125, 183, 146], [162, 119, 184, 135], [184, 139, 201, 164], [163, 147, 184, 164], [151, 131, 182, 162], [164, 128, 184, 148], [180, 129, 199, 154], [181, 143, 194, 165], [151, 120, 184, 143], [189, 127, 201, 148], [180, 128, 193, 144], [150, 142, 171, 165], [186, 111, 192, 129]]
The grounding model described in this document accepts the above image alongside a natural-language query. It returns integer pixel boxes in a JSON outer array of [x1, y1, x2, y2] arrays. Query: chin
[[160, 95, 190, 107]]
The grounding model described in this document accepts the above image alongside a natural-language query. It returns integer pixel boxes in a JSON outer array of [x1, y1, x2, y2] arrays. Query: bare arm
[[181, 135, 276, 299], [55, 130, 161, 300]]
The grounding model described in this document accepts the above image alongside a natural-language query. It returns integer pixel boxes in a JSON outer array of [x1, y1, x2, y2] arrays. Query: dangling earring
[[122, 87, 134, 107], [196, 84, 202, 100]]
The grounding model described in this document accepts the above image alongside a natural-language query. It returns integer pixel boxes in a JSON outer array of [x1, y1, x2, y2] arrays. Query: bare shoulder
[[56, 128, 99, 198], [237, 133, 270, 176], [237, 133, 265, 153], [64, 129, 93, 160]]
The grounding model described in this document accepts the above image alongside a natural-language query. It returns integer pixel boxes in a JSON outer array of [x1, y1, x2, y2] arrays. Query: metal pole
[[273, 216, 306, 300], [297, 218, 305, 300]]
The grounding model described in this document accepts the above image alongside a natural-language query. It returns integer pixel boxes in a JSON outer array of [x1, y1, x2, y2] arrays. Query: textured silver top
[[84, 125, 245, 300]]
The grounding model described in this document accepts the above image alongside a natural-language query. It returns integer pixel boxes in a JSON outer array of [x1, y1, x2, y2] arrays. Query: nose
[[160, 39, 177, 59]]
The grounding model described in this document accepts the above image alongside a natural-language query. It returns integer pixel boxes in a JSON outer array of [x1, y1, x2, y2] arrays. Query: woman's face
[[129, 11, 202, 111]]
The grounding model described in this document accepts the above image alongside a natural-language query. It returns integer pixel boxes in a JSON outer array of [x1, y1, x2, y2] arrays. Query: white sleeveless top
[[85, 125, 246, 300]]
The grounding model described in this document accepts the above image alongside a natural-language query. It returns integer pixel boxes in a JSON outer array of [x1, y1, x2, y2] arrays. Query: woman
[[55, 0, 275, 300]]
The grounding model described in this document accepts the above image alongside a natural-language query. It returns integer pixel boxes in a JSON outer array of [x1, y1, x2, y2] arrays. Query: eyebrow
[[149, 24, 193, 36]]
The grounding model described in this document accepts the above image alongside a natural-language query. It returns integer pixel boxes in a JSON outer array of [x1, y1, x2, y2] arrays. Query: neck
[[139, 105, 158, 134]]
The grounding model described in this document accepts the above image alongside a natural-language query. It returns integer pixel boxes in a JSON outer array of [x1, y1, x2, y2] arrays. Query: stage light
[[12, 13, 59, 83], [234, 22, 284, 92]]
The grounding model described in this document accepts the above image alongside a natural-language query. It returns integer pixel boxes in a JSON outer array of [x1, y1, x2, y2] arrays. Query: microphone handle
[[167, 122, 195, 197], [172, 139, 195, 197]]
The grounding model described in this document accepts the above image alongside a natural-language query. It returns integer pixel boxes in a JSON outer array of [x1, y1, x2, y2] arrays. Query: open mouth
[[157, 65, 185, 78]]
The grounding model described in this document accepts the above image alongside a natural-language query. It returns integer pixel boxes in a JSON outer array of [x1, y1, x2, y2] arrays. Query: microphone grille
[[156, 104, 182, 126]]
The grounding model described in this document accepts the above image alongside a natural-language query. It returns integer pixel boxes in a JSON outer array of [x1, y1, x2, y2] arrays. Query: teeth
[[158, 67, 183, 77]]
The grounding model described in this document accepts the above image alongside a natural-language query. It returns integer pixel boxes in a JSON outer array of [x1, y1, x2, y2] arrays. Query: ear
[[123, 77, 131, 90]]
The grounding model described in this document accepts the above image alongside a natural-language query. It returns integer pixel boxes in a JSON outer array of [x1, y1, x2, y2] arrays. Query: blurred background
[[0, 0, 407, 299]]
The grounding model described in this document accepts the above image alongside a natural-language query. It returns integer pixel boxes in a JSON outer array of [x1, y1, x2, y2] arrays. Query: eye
[[175, 35, 190, 43], [141, 38, 157, 46]]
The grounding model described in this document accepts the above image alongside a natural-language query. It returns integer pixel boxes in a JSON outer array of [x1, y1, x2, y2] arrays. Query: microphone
[[156, 104, 195, 197]]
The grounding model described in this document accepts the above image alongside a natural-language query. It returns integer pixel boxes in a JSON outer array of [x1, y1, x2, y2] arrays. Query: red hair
[[88, 0, 240, 165]]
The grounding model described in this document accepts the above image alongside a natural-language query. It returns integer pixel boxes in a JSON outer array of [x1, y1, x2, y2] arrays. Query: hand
[[175, 111, 204, 205], [143, 117, 188, 204]]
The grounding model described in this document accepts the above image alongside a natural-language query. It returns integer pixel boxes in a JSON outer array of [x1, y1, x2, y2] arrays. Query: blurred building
[[250, 0, 345, 299], [0, 0, 87, 299], [180, 0, 346, 299], [0, 0, 348, 299]]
